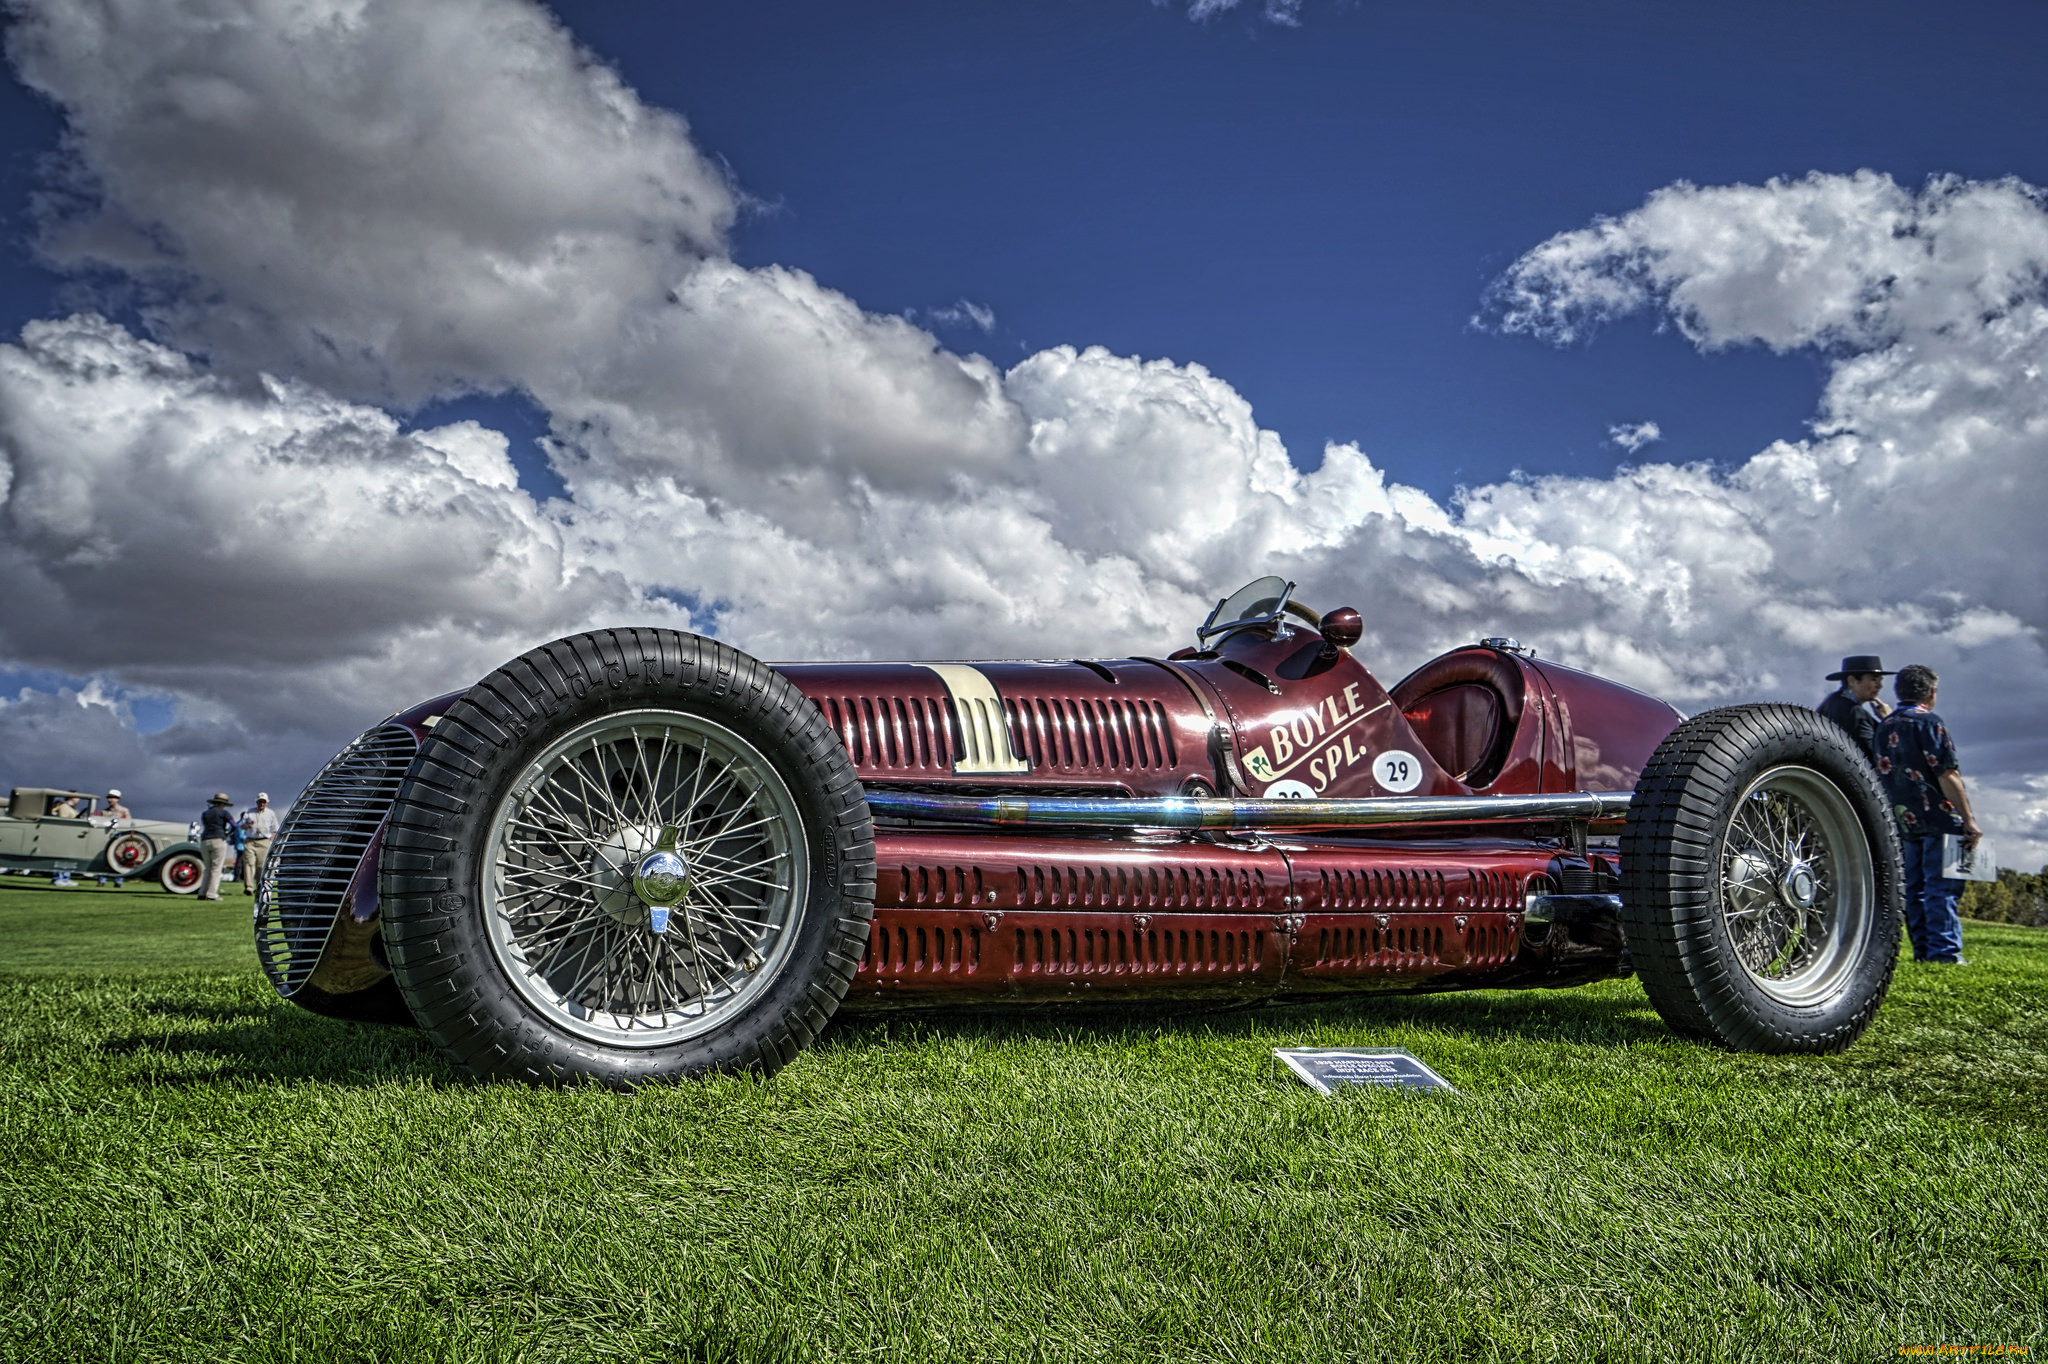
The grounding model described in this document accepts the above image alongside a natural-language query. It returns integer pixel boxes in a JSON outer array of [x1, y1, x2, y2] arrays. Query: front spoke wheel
[[482, 709, 810, 1048]]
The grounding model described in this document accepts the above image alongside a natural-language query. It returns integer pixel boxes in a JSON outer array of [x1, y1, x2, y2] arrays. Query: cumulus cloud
[[0, 2, 2043, 865], [1607, 420, 1661, 453], [1482, 173, 2048, 642], [10, 0, 735, 406], [1486, 172, 2048, 355]]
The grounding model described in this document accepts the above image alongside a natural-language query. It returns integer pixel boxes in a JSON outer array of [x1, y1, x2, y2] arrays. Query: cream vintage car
[[0, 788, 206, 892]]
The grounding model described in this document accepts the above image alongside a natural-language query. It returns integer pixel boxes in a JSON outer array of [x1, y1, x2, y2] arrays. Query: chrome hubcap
[[633, 840, 691, 936], [1780, 862, 1818, 911], [1718, 765, 1873, 1006]]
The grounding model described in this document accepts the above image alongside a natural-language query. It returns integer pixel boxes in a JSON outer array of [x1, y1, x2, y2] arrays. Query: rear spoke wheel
[[1621, 704, 1901, 1054], [1718, 767, 1872, 1007]]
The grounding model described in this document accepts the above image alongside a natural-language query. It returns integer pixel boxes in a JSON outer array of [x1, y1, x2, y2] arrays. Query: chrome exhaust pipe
[[864, 790, 1632, 831]]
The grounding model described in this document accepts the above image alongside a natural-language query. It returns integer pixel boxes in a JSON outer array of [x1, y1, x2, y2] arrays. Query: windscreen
[[1199, 576, 1291, 642]]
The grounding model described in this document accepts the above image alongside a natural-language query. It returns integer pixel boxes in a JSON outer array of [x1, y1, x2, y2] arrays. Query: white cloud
[[0, 4, 2043, 866], [1169, 0, 1304, 23], [9, 0, 735, 407], [921, 301, 996, 333], [1486, 171, 2048, 355], [1482, 173, 2048, 646], [1607, 420, 1661, 453]]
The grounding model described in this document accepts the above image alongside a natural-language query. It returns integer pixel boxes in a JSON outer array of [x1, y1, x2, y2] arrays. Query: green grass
[[0, 878, 253, 973], [1, 883, 2042, 1363]]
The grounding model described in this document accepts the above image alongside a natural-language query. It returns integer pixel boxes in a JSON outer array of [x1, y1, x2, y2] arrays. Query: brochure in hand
[[1942, 835, 1997, 883]]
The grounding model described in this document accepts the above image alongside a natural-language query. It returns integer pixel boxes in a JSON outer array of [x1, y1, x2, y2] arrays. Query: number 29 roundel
[[1372, 749, 1423, 793]]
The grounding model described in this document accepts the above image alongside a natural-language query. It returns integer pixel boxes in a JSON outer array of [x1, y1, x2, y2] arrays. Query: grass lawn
[[0, 877, 254, 974], [1, 881, 2042, 1362]]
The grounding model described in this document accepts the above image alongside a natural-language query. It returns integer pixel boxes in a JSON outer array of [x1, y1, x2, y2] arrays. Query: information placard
[[1273, 1047, 1455, 1094]]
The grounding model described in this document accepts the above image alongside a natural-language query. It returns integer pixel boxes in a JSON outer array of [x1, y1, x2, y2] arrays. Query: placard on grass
[[1273, 1045, 1456, 1092]]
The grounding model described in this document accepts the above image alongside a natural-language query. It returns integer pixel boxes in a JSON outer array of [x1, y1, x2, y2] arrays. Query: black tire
[[1620, 703, 1902, 1053], [159, 851, 204, 895], [379, 629, 874, 1086]]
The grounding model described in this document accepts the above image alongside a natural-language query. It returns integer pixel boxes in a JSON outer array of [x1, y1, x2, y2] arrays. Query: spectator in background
[[102, 789, 131, 820], [229, 811, 248, 889], [47, 793, 81, 818], [1877, 665, 1981, 966], [239, 793, 279, 897], [1818, 655, 1892, 764], [197, 792, 235, 901]]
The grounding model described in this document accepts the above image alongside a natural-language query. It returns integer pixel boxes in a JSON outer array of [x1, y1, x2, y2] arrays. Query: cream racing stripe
[[920, 664, 1031, 774]]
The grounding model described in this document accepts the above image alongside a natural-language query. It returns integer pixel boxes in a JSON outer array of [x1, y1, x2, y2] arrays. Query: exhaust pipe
[[864, 790, 1631, 831]]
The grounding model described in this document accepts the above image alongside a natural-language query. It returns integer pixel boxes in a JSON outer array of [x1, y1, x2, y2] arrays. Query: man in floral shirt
[[1875, 665, 1982, 965]]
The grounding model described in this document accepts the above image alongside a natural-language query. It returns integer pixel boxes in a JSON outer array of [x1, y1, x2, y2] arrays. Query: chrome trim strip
[[864, 790, 1632, 830]]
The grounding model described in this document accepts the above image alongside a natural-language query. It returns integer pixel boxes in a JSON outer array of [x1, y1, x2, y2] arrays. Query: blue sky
[[1, 0, 2045, 858], [10, 0, 2048, 499]]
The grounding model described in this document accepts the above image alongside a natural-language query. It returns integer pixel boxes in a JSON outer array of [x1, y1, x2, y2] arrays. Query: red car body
[[273, 602, 1681, 1022]]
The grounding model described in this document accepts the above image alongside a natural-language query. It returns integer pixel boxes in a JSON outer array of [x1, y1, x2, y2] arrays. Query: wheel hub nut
[[1780, 863, 1817, 910], [634, 848, 691, 934]]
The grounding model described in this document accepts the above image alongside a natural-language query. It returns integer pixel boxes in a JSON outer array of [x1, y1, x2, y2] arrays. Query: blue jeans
[[1900, 832, 1964, 962]]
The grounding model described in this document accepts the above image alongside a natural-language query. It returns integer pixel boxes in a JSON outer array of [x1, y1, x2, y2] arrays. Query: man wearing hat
[[197, 792, 236, 901], [102, 789, 130, 820], [239, 793, 280, 897], [1817, 655, 1893, 764]]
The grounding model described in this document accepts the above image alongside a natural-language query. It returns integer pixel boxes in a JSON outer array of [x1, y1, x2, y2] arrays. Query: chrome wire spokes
[[482, 710, 808, 1047], [1717, 765, 1873, 1006]]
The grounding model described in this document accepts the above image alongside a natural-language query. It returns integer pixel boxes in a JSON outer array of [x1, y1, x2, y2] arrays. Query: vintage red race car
[[257, 577, 1903, 1085]]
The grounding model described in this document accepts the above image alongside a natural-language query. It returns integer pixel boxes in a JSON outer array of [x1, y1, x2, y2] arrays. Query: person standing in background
[[102, 789, 131, 820], [1876, 666, 1981, 966], [240, 793, 279, 897], [229, 812, 248, 890], [1818, 655, 1892, 764], [197, 792, 235, 901]]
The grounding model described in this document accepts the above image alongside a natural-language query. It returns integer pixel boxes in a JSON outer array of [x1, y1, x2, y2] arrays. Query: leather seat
[[1388, 648, 1525, 788]]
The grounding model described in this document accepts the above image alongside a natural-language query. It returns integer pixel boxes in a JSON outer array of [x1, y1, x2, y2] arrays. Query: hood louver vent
[[820, 693, 1176, 778], [254, 722, 416, 997], [1312, 921, 1447, 968], [862, 920, 983, 976], [1315, 867, 1451, 911], [822, 696, 954, 773], [1021, 862, 1265, 910], [1015, 921, 1265, 975], [1005, 698, 1176, 772], [1466, 869, 1521, 911]]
